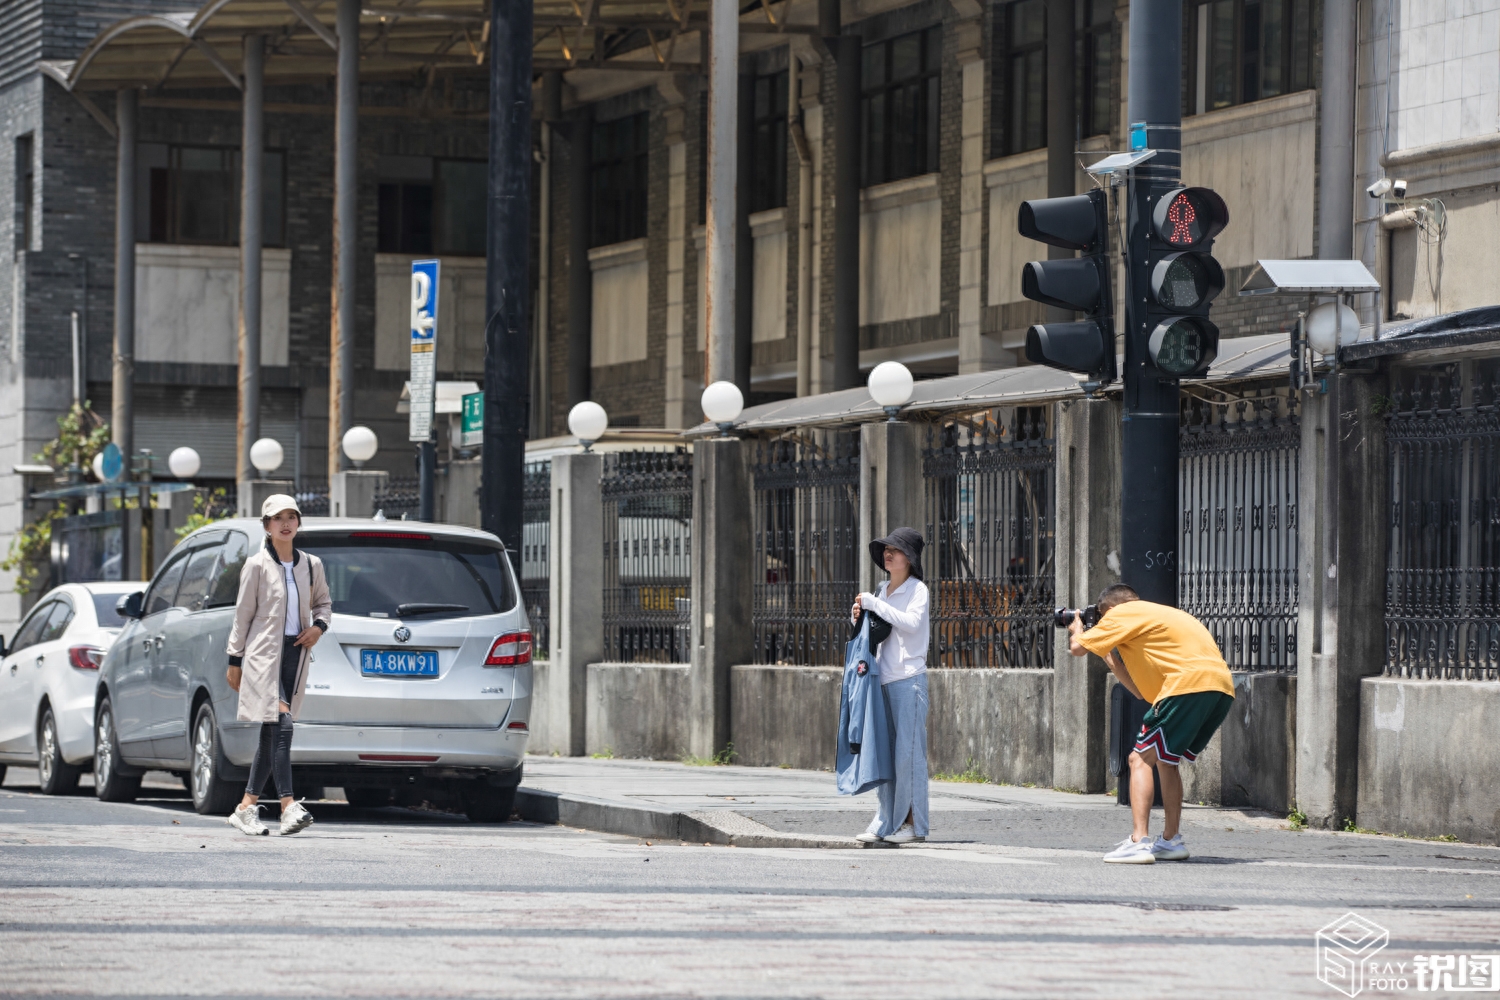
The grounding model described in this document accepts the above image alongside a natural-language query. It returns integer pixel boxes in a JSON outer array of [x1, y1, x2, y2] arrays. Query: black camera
[[1053, 605, 1101, 630]]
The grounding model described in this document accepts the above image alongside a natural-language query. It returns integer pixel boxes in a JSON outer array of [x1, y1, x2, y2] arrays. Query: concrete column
[[690, 438, 754, 758], [703, 0, 739, 386], [238, 35, 264, 486], [1318, 0, 1356, 260], [734, 72, 754, 395], [1051, 397, 1122, 793], [661, 80, 689, 428], [330, 470, 388, 519], [1044, 0, 1077, 326], [955, 12, 987, 375], [541, 452, 603, 756], [1295, 371, 1389, 827], [112, 88, 137, 471], [567, 107, 593, 406], [830, 34, 861, 390], [237, 479, 294, 518], [444, 457, 481, 528], [857, 422, 923, 595], [791, 49, 815, 397], [328, 0, 359, 479]]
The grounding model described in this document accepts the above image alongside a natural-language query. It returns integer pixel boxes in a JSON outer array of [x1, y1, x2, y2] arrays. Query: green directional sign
[[461, 391, 484, 447]]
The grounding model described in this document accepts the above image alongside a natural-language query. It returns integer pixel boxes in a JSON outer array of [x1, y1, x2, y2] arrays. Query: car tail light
[[68, 645, 104, 670], [349, 531, 432, 540], [507, 721, 528, 732], [485, 631, 532, 665]]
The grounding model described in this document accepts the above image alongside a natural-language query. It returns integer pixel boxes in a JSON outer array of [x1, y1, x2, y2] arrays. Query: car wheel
[[94, 700, 141, 803], [37, 708, 81, 796], [190, 703, 242, 815], [462, 785, 516, 824], [344, 786, 393, 809], [0, 765, 7, 787]]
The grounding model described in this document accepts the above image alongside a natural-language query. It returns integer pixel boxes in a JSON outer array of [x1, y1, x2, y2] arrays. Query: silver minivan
[[92, 518, 532, 821]]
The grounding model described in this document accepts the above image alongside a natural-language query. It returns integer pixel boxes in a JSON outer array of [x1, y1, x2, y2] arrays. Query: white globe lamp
[[1305, 301, 1362, 356], [700, 381, 744, 436], [568, 401, 609, 451], [250, 437, 284, 475], [868, 361, 914, 420], [167, 447, 200, 480], [342, 426, 379, 468], [90, 452, 105, 482]]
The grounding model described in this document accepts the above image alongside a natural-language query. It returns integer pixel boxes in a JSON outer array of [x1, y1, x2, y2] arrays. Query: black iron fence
[[296, 483, 330, 517], [601, 451, 693, 663], [373, 477, 421, 521], [1178, 391, 1300, 672], [522, 459, 550, 658], [750, 430, 861, 665], [1385, 367, 1500, 680], [921, 409, 1055, 668]]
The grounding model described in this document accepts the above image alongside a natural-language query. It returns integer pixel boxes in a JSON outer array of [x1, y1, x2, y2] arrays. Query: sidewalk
[[515, 754, 1278, 853]]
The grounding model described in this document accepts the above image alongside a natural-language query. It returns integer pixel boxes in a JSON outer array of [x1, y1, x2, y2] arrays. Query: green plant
[[933, 759, 987, 783], [1369, 393, 1397, 416], [681, 742, 737, 767], [1287, 806, 1308, 831], [176, 487, 232, 538], [1021, 781, 1037, 788], [0, 403, 111, 596], [590, 745, 616, 760], [1055, 785, 1084, 795]]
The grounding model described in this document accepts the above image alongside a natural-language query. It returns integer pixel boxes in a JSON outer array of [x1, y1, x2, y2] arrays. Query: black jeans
[[245, 635, 300, 799]]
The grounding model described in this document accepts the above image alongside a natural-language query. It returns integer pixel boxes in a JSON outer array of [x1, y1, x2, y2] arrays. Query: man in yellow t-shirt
[[1069, 583, 1236, 865]]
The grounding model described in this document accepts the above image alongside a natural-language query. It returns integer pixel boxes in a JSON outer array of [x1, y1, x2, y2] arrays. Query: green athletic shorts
[[1134, 690, 1235, 766]]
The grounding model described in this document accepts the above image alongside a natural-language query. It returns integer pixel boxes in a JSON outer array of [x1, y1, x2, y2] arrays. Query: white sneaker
[[884, 823, 920, 845], [226, 804, 269, 837], [854, 831, 882, 843], [279, 799, 314, 836], [1102, 836, 1158, 864], [1154, 834, 1190, 861]]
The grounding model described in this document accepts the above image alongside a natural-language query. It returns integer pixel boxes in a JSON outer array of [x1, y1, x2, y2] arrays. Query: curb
[[515, 787, 859, 849]]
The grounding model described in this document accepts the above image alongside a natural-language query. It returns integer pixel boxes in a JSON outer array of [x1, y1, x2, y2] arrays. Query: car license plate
[[361, 649, 439, 677]]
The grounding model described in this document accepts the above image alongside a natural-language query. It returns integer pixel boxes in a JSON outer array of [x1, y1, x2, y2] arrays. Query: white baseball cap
[[260, 494, 302, 519]]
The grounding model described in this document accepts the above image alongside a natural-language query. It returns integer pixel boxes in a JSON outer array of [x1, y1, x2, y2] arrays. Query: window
[[10, 601, 55, 654], [378, 181, 433, 254], [592, 113, 649, 247], [206, 532, 250, 609], [91, 593, 126, 628], [435, 159, 488, 256], [143, 551, 191, 618], [14, 135, 33, 252], [862, 28, 941, 187], [995, 1, 1118, 158], [1188, 0, 1317, 115], [751, 71, 788, 214], [174, 532, 228, 613], [300, 535, 515, 619], [138, 144, 286, 247], [39, 596, 76, 642]]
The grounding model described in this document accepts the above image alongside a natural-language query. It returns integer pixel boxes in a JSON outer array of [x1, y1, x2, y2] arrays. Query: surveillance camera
[[1392, 179, 1408, 198], [1367, 178, 1393, 199]]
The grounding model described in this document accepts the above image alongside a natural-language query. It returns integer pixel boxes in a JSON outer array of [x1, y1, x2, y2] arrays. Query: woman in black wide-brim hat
[[848, 526, 930, 844]]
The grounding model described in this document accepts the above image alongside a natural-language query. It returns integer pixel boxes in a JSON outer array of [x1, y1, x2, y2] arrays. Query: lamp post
[[700, 381, 744, 437], [568, 401, 608, 452], [867, 361, 914, 421]]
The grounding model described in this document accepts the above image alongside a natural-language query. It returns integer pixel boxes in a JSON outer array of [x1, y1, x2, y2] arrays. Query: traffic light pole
[[1122, 0, 1183, 608]]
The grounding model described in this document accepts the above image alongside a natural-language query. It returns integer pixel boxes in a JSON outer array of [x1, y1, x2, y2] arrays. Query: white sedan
[[0, 582, 140, 793]]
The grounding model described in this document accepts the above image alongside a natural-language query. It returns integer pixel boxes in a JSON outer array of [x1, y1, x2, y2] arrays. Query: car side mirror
[[117, 591, 145, 620]]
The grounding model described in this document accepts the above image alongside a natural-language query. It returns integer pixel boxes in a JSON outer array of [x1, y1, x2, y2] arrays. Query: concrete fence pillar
[[539, 452, 603, 756], [444, 458, 481, 528], [330, 470, 388, 519], [858, 421, 924, 594], [1295, 370, 1389, 827], [1051, 397, 1122, 793], [690, 437, 754, 758]]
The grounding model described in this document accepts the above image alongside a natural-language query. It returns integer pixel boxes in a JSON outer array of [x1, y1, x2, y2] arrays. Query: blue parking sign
[[409, 259, 440, 442]]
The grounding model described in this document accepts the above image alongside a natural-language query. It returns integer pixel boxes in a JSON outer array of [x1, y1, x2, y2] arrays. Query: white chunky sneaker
[[1154, 834, 1190, 861], [884, 823, 919, 845], [1102, 836, 1158, 864], [279, 799, 314, 836], [855, 831, 883, 843], [226, 804, 269, 837]]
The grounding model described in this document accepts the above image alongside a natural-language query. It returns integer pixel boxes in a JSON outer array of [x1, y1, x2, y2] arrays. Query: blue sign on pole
[[100, 442, 124, 483], [408, 259, 440, 443]]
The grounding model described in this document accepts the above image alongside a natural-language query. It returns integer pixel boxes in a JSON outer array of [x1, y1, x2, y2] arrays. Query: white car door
[[0, 600, 57, 756], [27, 596, 78, 750]]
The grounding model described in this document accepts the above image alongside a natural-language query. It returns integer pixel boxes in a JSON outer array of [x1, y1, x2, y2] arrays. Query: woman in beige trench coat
[[223, 495, 332, 836]]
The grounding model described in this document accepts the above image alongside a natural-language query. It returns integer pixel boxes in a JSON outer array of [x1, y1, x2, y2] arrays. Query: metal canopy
[[39, 0, 811, 93], [685, 333, 1296, 435], [1238, 259, 1381, 296]]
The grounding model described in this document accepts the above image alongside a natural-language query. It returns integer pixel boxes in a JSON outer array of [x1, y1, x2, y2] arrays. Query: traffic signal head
[[1017, 189, 1114, 384], [1140, 186, 1229, 378]]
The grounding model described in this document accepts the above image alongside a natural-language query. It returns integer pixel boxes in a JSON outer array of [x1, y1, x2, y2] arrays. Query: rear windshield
[[299, 535, 516, 620], [92, 593, 127, 628]]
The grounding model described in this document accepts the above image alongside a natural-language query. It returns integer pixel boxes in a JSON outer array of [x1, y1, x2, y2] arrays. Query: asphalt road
[[2, 767, 1499, 999]]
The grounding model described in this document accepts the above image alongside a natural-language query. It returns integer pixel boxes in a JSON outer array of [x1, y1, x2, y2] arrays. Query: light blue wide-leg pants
[[871, 673, 929, 838]]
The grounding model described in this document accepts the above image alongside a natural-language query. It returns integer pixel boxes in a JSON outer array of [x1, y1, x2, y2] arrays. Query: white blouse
[[858, 577, 930, 685]]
